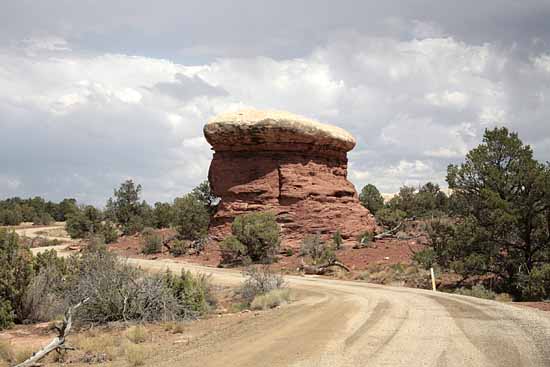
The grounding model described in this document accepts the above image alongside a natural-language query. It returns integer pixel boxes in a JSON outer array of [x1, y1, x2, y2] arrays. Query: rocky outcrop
[[204, 109, 376, 244]]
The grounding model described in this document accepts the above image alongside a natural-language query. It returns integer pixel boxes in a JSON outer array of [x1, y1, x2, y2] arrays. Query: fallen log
[[15, 298, 89, 367], [299, 259, 351, 275], [373, 217, 416, 241]]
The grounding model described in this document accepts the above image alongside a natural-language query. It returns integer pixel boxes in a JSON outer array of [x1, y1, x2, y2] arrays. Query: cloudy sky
[[2, 1, 550, 205]]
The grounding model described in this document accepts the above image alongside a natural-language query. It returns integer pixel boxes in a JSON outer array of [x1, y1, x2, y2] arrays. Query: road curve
[[14, 224, 73, 243], [33, 246, 550, 367]]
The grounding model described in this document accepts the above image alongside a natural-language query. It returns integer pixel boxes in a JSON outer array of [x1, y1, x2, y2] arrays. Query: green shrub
[[332, 230, 343, 250], [66, 205, 103, 239], [152, 202, 174, 229], [0, 301, 14, 330], [125, 215, 145, 236], [220, 235, 249, 265], [163, 269, 214, 318], [232, 212, 280, 263], [0, 230, 34, 326], [520, 264, 550, 300], [412, 248, 436, 269], [32, 212, 53, 226], [190, 181, 218, 215], [219, 212, 280, 265], [359, 184, 384, 214], [0, 232, 69, 327], [169, 239, 187, 257], [98, 221, 118, 243], [250, 289, 291, 310], [376, 207, 407, 228], [239, 266, 285, 305], [141, 228, 162, 254], [0, 209, 23, 226], [454, 284, 496, 300], [357, 231, 374, 246], [26, 236, 61, 248], [173, 195, 209, 241]]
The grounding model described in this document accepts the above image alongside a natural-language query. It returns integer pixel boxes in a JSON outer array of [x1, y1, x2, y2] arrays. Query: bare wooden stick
[[15, 298, 89, 367]]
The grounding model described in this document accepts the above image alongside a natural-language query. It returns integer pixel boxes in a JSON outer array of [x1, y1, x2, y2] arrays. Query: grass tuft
[[250, 289, 291, 310], [72, 332, 119, 360], [13, 347, 34, 364], [126, 325, 149, 344], [0, 340, 14, 364], [125, 343, 151, 366]]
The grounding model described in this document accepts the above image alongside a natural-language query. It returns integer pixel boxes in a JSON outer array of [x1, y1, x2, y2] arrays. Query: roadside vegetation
[[238, 265, 289, 310], [360, 127, 550, 301], [0, 197, 78, 226], [0, 229, 214, 332], [220, 212, 281, 266]]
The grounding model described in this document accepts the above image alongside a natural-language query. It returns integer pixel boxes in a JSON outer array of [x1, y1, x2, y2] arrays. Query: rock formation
[[204, 109, 376, 244]]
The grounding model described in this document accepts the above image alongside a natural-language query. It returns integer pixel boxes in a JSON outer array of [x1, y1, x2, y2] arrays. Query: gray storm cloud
[[1, 1, 549, 204]]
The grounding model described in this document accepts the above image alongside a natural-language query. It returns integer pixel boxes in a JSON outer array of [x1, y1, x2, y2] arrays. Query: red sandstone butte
[[204, 109, 376, 245]]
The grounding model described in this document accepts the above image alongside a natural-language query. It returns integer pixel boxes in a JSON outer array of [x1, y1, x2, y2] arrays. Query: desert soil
[[22, 242, 550, 367]]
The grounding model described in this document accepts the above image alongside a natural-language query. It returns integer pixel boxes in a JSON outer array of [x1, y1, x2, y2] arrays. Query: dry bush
[[300, 234, 335, 265], [250, 289, 291, 310], [239, 266, 286, 305], [23, 269, 65, 322], [65, 245, 183, 323], [126, 325, 149, 344], [125, 343, 151, 366], [360, 263, 430, 288]]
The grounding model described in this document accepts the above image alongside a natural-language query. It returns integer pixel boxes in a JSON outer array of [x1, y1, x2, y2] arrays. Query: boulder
[[204, 109, 376, 245]]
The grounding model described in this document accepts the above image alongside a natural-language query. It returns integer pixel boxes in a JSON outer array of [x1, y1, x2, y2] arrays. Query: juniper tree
[[439, 127, 550, 298]]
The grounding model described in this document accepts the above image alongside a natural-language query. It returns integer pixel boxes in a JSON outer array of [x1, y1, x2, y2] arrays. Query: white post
[[430, 267, 436, 292]]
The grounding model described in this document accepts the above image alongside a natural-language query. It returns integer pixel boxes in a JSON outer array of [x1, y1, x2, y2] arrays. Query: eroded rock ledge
[[204, 109, 376, 244]]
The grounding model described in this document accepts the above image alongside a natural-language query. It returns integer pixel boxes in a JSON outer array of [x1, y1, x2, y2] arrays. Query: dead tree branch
[[15, 298, 89, 367], [373, 217, 416, 241], [300, 259, 351, 275], [161, 234, 177, 251], [373, 222, 404, 240]]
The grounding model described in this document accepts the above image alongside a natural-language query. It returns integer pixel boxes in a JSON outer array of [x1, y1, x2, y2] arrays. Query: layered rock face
[[204, 109, 376, 244]]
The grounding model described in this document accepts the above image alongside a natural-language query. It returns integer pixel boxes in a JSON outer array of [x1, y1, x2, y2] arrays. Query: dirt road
[[14, 224, 72, 242], [33, 244, 550, 367]]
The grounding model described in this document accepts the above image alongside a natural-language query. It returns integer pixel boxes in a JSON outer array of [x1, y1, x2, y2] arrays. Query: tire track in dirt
[[31, 245, 550, 367]]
